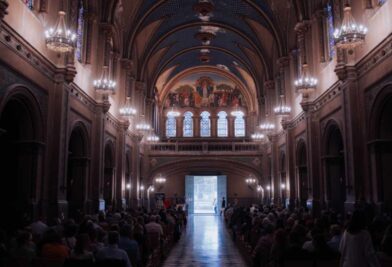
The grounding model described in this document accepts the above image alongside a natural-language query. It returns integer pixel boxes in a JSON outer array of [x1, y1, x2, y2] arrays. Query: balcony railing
[[148, 141, 262, 154]]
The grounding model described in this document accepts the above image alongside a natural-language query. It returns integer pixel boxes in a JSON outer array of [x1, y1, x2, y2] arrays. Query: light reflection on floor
[[162, 215, 248, 267]]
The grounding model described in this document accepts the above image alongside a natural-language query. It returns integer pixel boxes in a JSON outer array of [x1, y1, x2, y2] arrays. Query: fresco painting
[[164, 72, 246, 109]]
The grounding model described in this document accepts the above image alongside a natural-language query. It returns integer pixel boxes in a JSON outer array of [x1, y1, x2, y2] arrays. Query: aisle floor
[[162, 215, 249, 267]]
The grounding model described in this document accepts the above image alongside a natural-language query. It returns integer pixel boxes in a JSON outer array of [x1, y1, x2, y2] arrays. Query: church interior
[[1, 0, 392, 266]]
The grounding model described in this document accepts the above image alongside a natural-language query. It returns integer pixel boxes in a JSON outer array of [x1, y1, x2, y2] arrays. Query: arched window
[[183, 111, 193, 137], [166, 116, 176, 137], [24, 0, 34, 10], [217, 111, 228, 137], [76, 0, 85, 62], [326, 1, 335, 60], [234, 111, 245, 137], [200, 111, 211, 137]]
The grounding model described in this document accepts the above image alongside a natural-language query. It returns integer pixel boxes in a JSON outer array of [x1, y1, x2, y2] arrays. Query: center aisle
[[162, 215, 249, 267]]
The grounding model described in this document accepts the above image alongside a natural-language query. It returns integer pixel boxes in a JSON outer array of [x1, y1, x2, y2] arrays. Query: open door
[[185, 175, 194, 214], [217, 175, 227, 211]]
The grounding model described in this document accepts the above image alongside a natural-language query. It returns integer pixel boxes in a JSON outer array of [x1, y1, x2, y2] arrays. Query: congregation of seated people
[[223, 201, 392, 267], [0, 206, 187, 267]]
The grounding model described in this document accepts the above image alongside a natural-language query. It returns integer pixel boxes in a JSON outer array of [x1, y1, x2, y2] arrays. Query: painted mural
[[164, 72, 246, 109]]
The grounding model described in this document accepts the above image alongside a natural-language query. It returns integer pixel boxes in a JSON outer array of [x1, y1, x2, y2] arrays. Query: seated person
[[95, 231, 131, 267]]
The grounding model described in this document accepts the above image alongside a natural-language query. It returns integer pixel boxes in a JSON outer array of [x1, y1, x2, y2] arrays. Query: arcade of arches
[[2, 0, 392, 232]]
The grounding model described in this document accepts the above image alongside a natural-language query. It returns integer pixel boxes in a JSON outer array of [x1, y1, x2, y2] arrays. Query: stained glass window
[[166, 116, 176, 137], [234, 111, 245, 137], [76, 1, 84, 62], [217, 111, 228, 137], [24, 0, 34, 10], [200, 111, 211, 137], [183, 111, 193, 137], [326, 2, 335, 60]]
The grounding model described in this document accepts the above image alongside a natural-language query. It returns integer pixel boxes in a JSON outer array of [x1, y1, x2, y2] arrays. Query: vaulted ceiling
[[107, 0, 303, 101]]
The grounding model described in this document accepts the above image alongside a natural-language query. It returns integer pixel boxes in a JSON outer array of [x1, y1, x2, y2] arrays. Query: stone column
[[228, 116, 235, 138], [91, 97, 111, 213], [175, 116, 183, 138], [193, 115, 200, 137], [115, 121, 130, 211], [210, 114, 218, 137]]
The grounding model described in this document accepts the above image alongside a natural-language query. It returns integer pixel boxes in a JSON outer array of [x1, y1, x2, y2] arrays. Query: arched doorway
[[296, 140, 308, 208], [67, 124, 89, 220], [0, 91, 43, 231], [323, 123, 345, 214], [103, 141, 115, 210], [371, 95, 392, 211]]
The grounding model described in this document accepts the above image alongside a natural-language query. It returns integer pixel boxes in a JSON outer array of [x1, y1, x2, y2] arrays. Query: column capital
[[294, 21, 310, 36], [135, 81, 146, 92], [121, 58, 134, 71], [264, 80, 275, 91], [277, 56, 290, 68]]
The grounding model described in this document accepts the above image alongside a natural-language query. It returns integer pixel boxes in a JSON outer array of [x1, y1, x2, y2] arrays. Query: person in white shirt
[[339, 210, 380, 267]]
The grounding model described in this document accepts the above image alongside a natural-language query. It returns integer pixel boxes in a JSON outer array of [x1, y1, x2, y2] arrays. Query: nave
[[163, 215, 248, 267]]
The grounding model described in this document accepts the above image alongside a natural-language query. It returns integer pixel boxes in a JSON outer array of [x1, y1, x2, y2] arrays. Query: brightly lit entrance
[[185, 175, 227, 215]]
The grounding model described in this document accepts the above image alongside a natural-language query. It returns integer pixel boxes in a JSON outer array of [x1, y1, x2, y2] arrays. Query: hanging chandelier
[[45, 11, 76, 53], [294, 64, 318, 94], [135, 115, 151, 132], [260, 114, 275, 133], [146, 133, 159, 142], [245, 177, 257, 184], [155, 174, 167, 184], [274, 95, 291, 116], [251, 133, 265, 141], [119, 97, 137, 117], [334, 4, 367, 49], [93, 66, 116, 95]]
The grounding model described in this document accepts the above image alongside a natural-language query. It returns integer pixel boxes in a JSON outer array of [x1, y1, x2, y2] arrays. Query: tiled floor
[[162, 215, 249, 267]]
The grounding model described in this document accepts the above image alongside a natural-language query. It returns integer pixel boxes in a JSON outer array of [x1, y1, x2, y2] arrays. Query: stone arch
[[103, 140, 116, 210], [66, 121, 90, 219], [368, 86, 392, 210], [296, 139, 308, 208], [322, 120, 346, 214], [0, 85, 45, 231]]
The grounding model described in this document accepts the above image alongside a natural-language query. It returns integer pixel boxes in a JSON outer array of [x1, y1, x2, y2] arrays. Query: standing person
[[220, 197, 226, 216], [339, 210, 380, 267]]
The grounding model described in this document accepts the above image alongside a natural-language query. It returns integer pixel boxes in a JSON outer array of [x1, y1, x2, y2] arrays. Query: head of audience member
[[107, 231, 120, 246]]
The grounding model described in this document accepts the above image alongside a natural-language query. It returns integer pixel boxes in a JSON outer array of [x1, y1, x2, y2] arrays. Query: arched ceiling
[[111, 0, 300, 106]]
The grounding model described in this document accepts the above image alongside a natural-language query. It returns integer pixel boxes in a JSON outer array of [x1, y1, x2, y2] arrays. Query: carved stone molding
[[0, 0, 8, 21]]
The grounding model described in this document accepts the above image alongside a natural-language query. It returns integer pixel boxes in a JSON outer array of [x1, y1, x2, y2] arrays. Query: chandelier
[[294, 64, 317, 94], [93, 66, 116, 95], [45, 11, 76, 53], [135, 115, 151, 132], [245, 177, 257, 184], [155, 174, 167, 184], [334, 4, 367, 49], [119, 97, 137, 118], [260, 114, 275, 133], [146, 133, 159, 142], [251, 133, 265, 141], [193, 0, 214, 16], [274, 95, 291, 116]]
